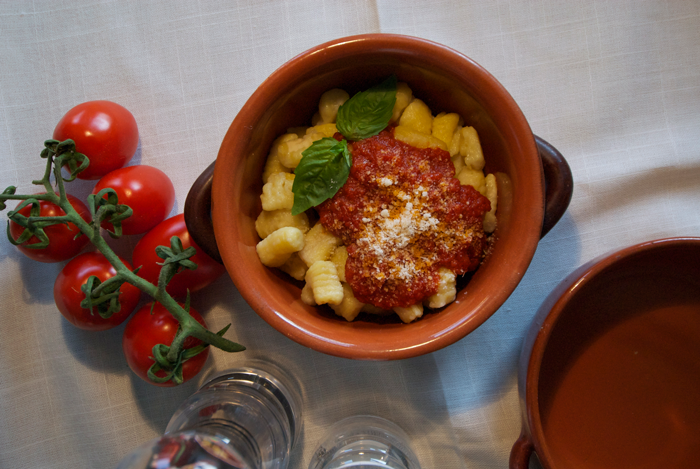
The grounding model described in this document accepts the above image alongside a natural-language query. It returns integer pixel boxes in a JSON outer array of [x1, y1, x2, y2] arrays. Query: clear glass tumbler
[[308, 415, 422, 469], [116, 362, 302, 469]]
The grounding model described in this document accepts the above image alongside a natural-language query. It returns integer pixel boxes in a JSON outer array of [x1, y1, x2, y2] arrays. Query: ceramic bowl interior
[[531, 238, 700, 468], [212, 34, 543, 359]]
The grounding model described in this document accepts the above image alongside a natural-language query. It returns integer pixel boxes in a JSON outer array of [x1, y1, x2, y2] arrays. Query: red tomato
[[131, 214, 225, 298], [9, 194, 91, 263], [54, 252, 141, 330], [122, 302, 209, 386], [93, 165, 175, 235], [53, 100, 139, 180]]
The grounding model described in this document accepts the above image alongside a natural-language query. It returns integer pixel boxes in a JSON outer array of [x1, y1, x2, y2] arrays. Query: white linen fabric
[[1, 1, 698, 468]]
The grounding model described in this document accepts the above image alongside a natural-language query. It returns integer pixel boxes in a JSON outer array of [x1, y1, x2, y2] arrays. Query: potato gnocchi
[[255, 83, 497, 323]]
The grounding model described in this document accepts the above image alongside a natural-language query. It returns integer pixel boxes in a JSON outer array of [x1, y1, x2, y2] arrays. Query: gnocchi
[[256, 227, 305, 267], [256, 81, 497, 323]]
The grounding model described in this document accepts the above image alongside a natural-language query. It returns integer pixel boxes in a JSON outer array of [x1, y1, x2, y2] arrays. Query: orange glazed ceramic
[[511, 237, 700, 469], [207, 34, 572, 359]]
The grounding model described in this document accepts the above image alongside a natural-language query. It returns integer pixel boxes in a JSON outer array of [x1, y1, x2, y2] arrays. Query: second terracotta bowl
[[188, 34, 573, 359], [511, 237, 700, 469]]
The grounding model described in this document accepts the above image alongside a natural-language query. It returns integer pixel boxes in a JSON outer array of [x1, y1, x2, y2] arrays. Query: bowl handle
[[535, 135, 573, 238], [184, 136, 573, 262], [509, 432, 535, 469], [184, 161, 222, 264]]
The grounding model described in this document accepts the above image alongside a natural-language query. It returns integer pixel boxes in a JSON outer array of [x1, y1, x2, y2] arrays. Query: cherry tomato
[[122, 302, 209, 386], [54, 252, 141, 330], [131, 214, 225, 298], [9, 194, 91, 263], [53, 100, 139, 180], [93, 165, 175, 235]]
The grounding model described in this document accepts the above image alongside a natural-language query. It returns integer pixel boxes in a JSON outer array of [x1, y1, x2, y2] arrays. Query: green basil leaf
[[336, 75, 397, 141], [340, 139, 351, 167], [291, 138, 350, 215]]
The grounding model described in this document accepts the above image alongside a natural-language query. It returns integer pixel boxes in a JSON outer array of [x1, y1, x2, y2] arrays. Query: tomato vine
[[1, 139, 245, 385]]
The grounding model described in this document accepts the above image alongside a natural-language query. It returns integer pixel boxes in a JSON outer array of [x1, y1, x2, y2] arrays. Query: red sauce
[[317, 130, 490, 309]]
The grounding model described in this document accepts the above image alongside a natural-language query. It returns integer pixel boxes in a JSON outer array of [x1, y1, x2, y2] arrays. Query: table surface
[[1, 1, 699, 468]]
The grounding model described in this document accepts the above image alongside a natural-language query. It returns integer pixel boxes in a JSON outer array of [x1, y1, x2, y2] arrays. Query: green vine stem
[[1, 139, 245, 385]]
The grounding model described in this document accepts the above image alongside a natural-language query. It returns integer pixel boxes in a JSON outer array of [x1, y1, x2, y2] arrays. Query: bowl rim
[[520, 236, 700, 467], [212, 33, 544, 359]]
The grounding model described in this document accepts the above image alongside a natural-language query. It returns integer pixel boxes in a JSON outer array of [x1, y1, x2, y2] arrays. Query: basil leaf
[[291, 138, 351, 215], [336, 75, 397, 141]]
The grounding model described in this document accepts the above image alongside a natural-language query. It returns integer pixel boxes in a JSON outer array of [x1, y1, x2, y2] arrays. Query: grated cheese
[[353, 178, 455, 281]]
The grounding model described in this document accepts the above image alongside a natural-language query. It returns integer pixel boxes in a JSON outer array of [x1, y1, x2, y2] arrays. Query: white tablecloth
[[1, 1, 698, 468]]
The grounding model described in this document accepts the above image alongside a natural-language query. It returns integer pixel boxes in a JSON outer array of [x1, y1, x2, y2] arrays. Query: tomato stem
[[89, 273, 125, 297], [166, 326, 190, 363]]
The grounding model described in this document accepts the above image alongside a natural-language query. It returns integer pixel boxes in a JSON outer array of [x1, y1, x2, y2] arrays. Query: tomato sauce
[[318, 130, 490, 309]]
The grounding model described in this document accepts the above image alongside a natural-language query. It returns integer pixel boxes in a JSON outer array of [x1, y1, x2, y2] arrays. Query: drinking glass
[[308, 415, 422, 469], [115, 361, 302, 469]]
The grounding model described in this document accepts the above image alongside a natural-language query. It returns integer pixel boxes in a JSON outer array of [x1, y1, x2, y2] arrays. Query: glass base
[[308, 415, 421, 469], [165, 361, 302, 469], [116, 430, 259, 469]]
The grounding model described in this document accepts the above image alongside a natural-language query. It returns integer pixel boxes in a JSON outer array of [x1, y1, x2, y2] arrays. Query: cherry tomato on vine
[[53, 100, 139, 180], [122, 302, 209, 386], [93, 165, 175, 235], [54, 252, 141, 331], [131, 214, 225, 298], [9, 194, 91, 263]]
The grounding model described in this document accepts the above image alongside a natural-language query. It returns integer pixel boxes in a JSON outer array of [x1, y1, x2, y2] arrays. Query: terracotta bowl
[[511, 237, 700, 469], [187, 34, 573, 359]]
